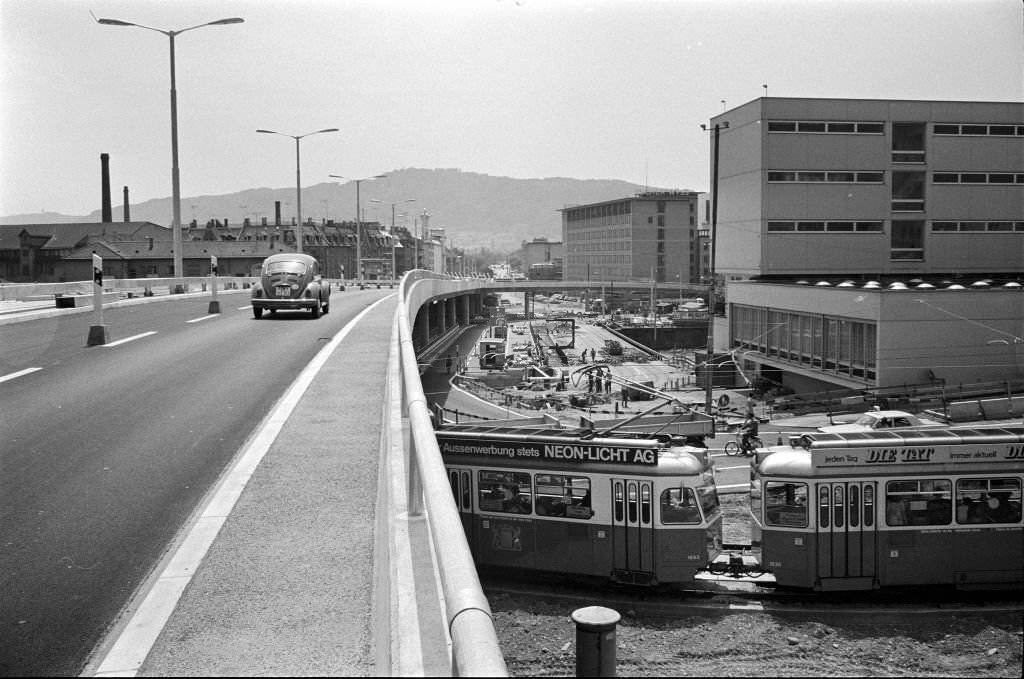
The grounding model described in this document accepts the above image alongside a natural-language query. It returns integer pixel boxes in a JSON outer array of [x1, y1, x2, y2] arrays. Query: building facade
[[561, 190, 703, 284], [709, 97, 1023, 392]]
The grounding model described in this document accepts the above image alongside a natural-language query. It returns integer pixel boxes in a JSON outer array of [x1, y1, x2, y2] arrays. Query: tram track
[[481, 570, 1024, 621]]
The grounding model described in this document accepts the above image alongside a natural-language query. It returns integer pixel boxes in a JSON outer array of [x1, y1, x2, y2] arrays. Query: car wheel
[[311, 300, 321, 318], [253, 306, 263, 319]]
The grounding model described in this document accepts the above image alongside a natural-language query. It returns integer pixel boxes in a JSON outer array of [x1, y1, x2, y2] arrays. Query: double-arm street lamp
[[95, 14, 245, 278], [700, 119, 729, 414], [257, 128, 338, 254], [328, 174, 387, 280], [370, 198, 415, 281]]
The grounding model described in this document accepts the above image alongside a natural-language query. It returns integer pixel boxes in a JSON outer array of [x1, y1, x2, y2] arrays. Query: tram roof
[[436, 424, 667, 447], [799, 426, 1024, 450]]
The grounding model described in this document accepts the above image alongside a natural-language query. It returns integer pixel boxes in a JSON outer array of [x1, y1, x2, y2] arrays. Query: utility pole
[[701, 120, 728, 414]]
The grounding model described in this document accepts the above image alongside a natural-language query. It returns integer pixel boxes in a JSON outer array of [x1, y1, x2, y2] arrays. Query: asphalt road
[[0, 289, 390, 677]]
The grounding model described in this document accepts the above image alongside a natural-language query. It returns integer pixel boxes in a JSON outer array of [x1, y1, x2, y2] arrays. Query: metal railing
[[395, 272, 508, 676]]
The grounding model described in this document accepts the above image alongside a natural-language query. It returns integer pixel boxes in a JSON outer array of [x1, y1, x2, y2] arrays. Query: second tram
[[437, 424, 722, 586], [750, 427, 1024, 591]]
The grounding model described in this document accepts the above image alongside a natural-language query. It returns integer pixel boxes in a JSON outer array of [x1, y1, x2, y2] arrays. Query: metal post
[[704, 122, 723, 414], [572, 606, 620, 677], [168, 32, 182, 278], [356, 181, 362, 281], [294, 136, 302, 253]]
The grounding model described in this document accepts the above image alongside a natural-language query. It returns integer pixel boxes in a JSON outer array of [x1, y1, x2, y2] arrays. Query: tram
[[750, 427, 1024, 591], [436, 423, 721, 586]]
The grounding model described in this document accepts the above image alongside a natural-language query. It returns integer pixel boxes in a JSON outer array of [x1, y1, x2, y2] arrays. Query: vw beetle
[[251, 253, 330, 319]]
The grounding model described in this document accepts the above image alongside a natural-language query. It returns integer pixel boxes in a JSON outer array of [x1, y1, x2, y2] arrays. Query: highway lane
[[0, 289, 392, 676]]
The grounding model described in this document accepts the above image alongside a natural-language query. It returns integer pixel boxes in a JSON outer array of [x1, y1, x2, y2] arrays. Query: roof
[[0, 222, 169, 251]]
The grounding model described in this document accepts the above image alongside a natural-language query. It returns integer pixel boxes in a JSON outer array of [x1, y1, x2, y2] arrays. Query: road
[[0, 289, 391, 676]]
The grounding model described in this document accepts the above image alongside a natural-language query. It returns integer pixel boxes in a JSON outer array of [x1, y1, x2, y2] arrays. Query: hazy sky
[[1, 0, 1021, 218]]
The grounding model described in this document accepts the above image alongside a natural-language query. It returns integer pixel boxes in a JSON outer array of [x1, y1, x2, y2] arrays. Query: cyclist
[[739, 414, 760, 455]]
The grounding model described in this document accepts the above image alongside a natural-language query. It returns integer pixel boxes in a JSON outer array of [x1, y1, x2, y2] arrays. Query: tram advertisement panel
[[812, 442, 1024, 469], [436, 433, 658, 466]]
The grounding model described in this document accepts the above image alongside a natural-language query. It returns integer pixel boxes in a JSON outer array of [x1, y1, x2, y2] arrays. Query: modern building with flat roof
[[561, 190, 703, 284], [707, 97, 1023, 392]]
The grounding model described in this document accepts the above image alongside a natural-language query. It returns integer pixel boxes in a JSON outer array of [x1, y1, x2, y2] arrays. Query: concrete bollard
[[571, 606, 620, 677]]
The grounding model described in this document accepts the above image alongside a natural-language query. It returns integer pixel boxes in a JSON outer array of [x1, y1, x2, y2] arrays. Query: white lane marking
[[717, 464, 754, 472], [90, 295, 394, 677], [729, 601, 764, 611], [237, 305, 252, 310], [0, 367, 43, 383], [103, 332, 158, 348], [716, 482, 750, 491], [185, 314, 218, 324]]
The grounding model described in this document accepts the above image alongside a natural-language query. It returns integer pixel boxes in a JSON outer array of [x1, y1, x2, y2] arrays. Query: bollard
[[571, 606, 620, 677]]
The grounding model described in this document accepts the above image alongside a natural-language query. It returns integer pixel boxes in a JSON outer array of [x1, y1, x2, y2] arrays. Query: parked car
[[818, 409, 937, 433], [251, 253, 330, 319]]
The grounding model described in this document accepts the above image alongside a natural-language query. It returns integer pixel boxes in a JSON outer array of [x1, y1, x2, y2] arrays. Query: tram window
[[461, 471, 471, 511], [818, 487, 830, 528], [534, 474, 592, 519], [660, 488, 701, 524], [696, 483, 720, 520], [614, 482, 624, 522], [863, 485, 874, 527], [885, 479, 951, 526], [849, 485, 860, 528], [641, 485, 652, 524], [764, 482, 808, 527], [956, 477, 1022, 524], [833, 486, 845, 527], [449, 471, 458, 501], [478, 470, 533, 514], [628, 483, 638, 523]]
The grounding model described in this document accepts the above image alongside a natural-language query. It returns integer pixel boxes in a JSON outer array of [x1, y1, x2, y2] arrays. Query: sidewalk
[[84, 295, 424, 676]]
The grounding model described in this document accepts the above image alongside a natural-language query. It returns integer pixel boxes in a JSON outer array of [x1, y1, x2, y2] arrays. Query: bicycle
[[724, 433, 763, 456]]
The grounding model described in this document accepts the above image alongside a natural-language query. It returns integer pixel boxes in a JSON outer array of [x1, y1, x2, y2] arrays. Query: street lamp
[[328, 174, 387, 281], [95, 14, 244, 278], [700, 120, 729, 414], [370, 198, 415, 281], [257, 128, 338, 254]]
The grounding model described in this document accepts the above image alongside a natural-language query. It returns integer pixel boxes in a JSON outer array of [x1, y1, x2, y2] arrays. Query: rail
[[395, 272, 508, 676]]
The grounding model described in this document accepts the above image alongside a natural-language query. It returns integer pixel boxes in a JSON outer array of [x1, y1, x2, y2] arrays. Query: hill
[[1, 168, 683, 252]]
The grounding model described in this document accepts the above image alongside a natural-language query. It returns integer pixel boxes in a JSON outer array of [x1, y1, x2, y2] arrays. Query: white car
[[818, 409, 938, 434]]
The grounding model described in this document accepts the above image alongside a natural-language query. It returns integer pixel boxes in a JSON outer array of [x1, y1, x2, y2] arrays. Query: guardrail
[[0, 276, 259, 301], [395, 272, 508, 676]]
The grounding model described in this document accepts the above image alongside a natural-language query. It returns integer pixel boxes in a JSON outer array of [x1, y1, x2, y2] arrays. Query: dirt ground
[[489, 495, 1024, 677]]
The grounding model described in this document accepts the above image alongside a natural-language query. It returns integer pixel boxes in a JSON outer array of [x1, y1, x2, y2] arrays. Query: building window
[[892, 122, 926, 163], [891, 220, 924, 260], [892, 171, 925, 211]]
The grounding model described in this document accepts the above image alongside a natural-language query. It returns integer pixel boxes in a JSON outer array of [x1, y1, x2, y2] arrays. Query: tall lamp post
[[328, 174, 387, 281], [700, 120, 729, 415], [95, 14, 245, 278], [257, 128, 338, 254], [370, 198, 415, 281]]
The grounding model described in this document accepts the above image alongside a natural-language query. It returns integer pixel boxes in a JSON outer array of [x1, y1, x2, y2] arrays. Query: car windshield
[[265, 260, 306, 275], [853, 414, 878, 426]]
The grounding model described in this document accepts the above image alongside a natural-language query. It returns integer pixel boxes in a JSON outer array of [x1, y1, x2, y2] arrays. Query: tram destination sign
[[813, 443, 1024, 469], [436, 433, 658, 466]]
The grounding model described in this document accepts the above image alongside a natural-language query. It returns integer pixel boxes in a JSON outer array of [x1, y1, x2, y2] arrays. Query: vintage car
[[251, 253, 330, 319], [817, 409, 939, 433]]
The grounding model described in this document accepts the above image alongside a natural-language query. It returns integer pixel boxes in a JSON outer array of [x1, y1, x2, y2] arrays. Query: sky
[[1, 0, 1021, 218]]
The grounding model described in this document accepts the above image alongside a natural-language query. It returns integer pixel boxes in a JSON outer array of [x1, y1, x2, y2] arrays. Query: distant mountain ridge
[[2, 168, 684, 251]]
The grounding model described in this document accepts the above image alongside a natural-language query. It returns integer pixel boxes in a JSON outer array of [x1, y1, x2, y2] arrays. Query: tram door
[[815, 481, 878, 589], [611, 479, 654, 582], [448, 468, 475, 542]]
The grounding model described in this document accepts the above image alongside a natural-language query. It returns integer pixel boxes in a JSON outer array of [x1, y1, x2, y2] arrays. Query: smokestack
[[123, 186, 130, 222], [275, 201, 281, 226], [101, 153, 112, 223]]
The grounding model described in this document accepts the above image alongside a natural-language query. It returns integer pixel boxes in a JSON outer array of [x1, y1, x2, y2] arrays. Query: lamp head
[[97, 18, 135, 26], [210, 18, 245, 25]]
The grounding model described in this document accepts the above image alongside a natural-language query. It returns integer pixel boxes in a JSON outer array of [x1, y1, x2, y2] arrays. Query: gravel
[[489, 495, 1024, 677]]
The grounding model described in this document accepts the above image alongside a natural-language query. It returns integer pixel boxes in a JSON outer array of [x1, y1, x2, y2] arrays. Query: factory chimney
[[123, 186, 131, 222], [100, 153, 112, 223], [275, 201, 281, 226]]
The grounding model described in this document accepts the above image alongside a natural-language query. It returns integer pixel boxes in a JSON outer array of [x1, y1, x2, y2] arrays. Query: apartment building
[[709, 97, 1023, 392], [561, 190, 703, 284]]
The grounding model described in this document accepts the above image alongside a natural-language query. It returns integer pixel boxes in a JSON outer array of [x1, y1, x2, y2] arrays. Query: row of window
[[767, 221, 884, 233], [767, 121, 884, 134], [767, 121, 1024, 137], [765, 220, 1024, 234], [933, 172, 1024, 184], [731, 306, 878, 381], [767, 171, 1024, 185], [565, 202, 632, 223], [468, 470, 715, 525], [933, 221, 1024, 232], [762, 477, 1022, 529]]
